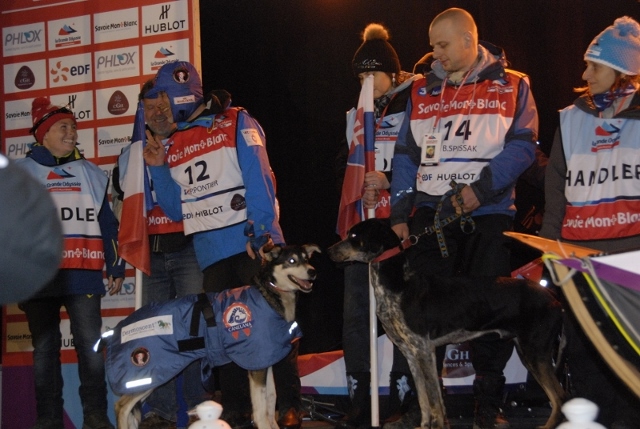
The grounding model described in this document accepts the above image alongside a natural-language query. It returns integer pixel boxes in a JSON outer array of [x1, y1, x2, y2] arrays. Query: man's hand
[[246, 237, 275, 260], [451, 185, 480, 215], [142, 129, 166, 166], [362, 171, 389, 209], [107, 276, 124, 296], [392, 223, 409, 240]]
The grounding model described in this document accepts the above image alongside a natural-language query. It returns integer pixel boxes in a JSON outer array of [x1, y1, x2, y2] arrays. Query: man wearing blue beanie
[[142, 61, 303, 429]]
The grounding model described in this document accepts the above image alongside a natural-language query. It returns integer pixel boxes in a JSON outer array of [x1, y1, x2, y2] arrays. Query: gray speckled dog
[[328, 219, 567, 429]]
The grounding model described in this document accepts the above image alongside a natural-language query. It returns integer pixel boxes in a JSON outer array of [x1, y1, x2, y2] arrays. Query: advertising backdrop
[[1, 0, 200, 426]]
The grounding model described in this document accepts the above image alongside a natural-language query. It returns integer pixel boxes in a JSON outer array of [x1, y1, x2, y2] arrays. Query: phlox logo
[[94, 47, 139, 82], [119, 282, 136, 295], [3, 23, 45, 57]]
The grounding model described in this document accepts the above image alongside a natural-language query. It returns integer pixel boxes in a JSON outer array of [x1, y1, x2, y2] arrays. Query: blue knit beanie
[[584, 16, 640, 75], [146, 61, 203, 122]]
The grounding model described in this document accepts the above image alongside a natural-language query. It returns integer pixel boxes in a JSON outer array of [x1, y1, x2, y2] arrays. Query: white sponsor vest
[[18, 157, 107, 270], [559, 106, 640, 240], [165, 109, 248, 235], [409, 77, 517, 194]]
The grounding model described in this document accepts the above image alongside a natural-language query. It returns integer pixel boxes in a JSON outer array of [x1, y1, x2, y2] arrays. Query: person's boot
[[384, 372, 415, 424], [382, 371, 421, 429], [33, 372, 64, 429], [472, 375, 510, 429], [344, 372, 371, 429], [82, 412, 115, 429]]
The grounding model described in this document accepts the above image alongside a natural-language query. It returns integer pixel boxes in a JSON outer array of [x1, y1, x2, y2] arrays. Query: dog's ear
[[303, 244, 321, 258], [263, 245, 282, 262]]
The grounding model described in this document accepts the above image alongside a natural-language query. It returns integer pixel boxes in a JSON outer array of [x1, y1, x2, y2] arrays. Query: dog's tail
[[115, 389, 153, 429], [555, 323, 567, 368], [553, 321, 570, 392]]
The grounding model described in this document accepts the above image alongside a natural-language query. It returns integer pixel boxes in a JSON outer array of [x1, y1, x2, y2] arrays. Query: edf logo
[[71, 64, 91, 76], [49, 54, 92, 87]]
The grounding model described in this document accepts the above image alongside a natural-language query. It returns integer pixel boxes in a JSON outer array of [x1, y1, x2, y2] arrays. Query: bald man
[[389, 8, 539, 429]]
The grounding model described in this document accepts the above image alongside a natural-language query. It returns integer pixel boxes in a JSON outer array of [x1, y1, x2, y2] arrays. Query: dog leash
[[411, 180, 476, 258], [372, 181, 476, 263], [372, 236, 413, 263]]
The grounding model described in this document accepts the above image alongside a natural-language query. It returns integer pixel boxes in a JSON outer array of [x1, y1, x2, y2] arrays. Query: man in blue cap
[[142, 61, 303, 429]]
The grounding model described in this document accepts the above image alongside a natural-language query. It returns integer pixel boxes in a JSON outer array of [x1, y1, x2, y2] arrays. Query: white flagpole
[[134, 268, 143, 310], [359, 72, 379, 429], [368, 207, 380, 428]]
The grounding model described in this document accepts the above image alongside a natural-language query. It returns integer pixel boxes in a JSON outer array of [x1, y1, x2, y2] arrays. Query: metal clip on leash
[[430, 180, 476, 258]]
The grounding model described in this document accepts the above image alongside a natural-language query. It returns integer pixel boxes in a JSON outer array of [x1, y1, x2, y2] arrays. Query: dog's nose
[[308, 268, 317, 280]]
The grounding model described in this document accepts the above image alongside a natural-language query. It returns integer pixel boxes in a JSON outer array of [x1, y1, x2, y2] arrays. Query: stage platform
[[300, 391, 553, 429]]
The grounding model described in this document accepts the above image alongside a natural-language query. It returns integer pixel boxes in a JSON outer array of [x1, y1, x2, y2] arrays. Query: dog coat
[[105, 286, 302, 395]]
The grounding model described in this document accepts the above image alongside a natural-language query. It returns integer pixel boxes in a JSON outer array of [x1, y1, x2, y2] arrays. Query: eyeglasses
[[29, 106, 74, 134]]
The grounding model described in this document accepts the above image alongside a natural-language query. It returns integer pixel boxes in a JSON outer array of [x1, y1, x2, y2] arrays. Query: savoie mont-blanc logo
[[591, 121, 621, 152]]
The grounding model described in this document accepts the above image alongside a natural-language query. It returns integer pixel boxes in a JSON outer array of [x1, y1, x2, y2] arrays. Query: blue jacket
[[390, 42, 538, 224], [105, 286, 302, 395], [149, 108, 284, 270], [17, 145, 124, 298]]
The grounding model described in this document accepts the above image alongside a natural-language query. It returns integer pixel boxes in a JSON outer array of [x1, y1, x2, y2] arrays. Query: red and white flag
[[336, 74, 375, 239], [117, 102, 151, 275]]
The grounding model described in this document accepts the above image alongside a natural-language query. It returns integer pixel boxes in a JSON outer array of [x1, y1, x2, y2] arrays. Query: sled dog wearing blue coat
[[108, 244, 319, 429]]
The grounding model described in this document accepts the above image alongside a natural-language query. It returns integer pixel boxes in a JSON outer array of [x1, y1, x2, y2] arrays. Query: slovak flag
[[117, 101, 152, 275], [336, 74, 375, 239]]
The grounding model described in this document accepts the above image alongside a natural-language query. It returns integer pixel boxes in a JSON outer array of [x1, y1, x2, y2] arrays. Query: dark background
[[199, 0, 640, 355]]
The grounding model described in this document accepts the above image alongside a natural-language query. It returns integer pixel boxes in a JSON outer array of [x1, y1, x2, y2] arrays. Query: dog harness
[[104, 286, 302, 395]]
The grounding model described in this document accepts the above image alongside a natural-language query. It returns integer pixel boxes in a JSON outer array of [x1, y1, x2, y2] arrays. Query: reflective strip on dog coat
[[105, 285, 302, 395]]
